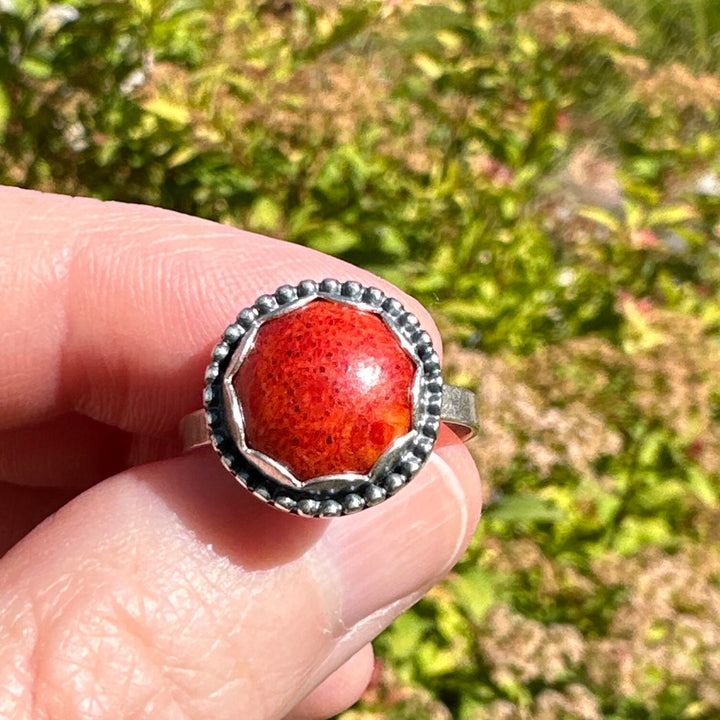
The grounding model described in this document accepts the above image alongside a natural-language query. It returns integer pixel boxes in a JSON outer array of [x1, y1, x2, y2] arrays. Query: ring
[[180, 279, 478, 517]]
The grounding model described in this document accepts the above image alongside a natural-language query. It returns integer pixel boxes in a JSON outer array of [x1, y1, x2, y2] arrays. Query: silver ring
[[180, 279, 478, 518]]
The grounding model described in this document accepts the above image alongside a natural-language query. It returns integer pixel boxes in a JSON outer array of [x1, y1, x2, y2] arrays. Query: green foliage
[[2, 1, 720, 718]]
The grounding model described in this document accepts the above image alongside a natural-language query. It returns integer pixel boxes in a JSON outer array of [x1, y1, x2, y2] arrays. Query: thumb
[[0, 439, 479, 719]]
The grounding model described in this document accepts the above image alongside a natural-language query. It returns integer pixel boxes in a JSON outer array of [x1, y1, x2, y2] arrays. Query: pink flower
[[630, 229, 660, 249]]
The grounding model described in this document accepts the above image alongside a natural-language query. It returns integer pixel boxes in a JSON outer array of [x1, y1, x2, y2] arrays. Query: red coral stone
[[234, 299, 416, 482]]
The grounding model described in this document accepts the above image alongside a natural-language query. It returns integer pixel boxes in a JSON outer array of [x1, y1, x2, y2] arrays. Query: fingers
[[0, 483, 76, 555], [283, 644, 374, 720], [0, 413, 179, 488], [0, 434, 480, 720], [0, 187, 441, 436], [0, 186, 482, 720], [0, 414, 131, 488]]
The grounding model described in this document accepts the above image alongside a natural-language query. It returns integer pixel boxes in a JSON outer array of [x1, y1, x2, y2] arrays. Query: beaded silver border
[[202, 279, 443, 517]]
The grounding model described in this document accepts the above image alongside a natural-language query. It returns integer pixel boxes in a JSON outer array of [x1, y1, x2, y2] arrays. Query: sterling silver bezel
[[202, 279, 443, 517]]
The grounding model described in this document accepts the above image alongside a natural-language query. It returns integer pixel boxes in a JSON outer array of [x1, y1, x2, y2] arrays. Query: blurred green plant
[[2, 1, 720, 718]]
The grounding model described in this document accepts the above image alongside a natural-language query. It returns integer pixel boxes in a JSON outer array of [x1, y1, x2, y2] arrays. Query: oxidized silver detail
[[183, 279, 478, 518]]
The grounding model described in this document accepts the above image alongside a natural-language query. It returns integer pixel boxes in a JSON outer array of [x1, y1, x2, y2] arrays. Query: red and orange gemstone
[[233, 299, 416, 482]]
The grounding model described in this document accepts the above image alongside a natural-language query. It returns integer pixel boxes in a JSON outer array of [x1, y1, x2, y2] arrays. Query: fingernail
[[319, 436, 478, 630]]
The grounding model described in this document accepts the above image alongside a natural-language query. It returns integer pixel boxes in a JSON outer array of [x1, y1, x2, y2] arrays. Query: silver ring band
[[180, 384, 477, 453]]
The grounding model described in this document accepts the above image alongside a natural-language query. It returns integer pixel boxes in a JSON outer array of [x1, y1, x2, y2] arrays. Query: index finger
[[0, 187, 441, 434]]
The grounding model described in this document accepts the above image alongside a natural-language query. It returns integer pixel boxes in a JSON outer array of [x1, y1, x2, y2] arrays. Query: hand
[[0, 187, 481, 720]]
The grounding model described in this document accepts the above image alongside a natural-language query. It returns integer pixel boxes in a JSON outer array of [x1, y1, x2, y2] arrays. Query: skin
[[0, 186, 482, 720]]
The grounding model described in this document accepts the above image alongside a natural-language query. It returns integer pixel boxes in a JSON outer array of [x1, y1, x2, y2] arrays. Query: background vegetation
[[2, 0, 720, 717]]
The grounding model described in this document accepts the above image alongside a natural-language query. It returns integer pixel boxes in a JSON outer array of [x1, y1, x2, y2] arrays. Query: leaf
[[614, 516, 674, 555], [405, 2, 465, 28], [143, 97, 191, 125], [413, 53, 443, 79], [165, 145, 197, 168], [452, 567, 496, 623], [247, 196, 282, 233], [484, 494, 563, 523], [624, 199, 645, 231], [0, 83, 10, 134], [647, 204, 698, 226], [306, 223, 360, 256], [437, 30, 462, 51], [637, 429, 667, 467], [578, 206, 621, 232], [688, 466, 719, 507], [20, 56, 53, 79], [383, 611, 428, 660], [441, 299, 496, 322], [377, 225, 409, 259], [416, 643, 465, 677], [129, 0, 152, 18]]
